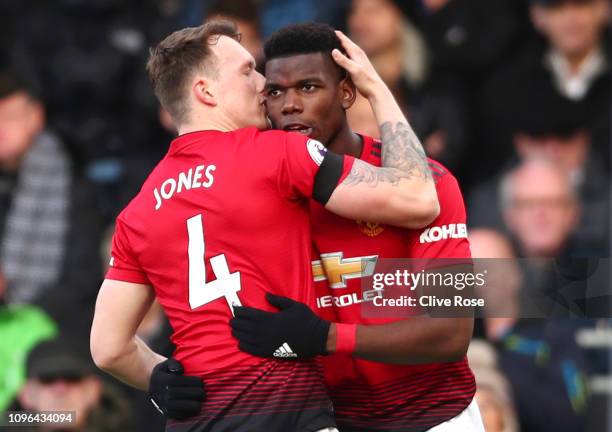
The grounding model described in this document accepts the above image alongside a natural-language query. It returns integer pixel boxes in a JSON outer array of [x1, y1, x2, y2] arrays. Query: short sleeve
[[277, 132, 354, 201], [105, 216, 151, 284], [409, 170, 472, 260]]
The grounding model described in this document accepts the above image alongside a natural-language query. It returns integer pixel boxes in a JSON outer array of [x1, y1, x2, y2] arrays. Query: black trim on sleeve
[[313, 150, 345, 205]]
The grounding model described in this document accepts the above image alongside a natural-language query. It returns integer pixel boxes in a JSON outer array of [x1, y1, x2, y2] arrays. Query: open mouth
[[283, 123, 313, 136]]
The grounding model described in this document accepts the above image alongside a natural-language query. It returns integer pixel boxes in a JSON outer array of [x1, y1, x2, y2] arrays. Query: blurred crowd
[[0, 0, 609, 431]]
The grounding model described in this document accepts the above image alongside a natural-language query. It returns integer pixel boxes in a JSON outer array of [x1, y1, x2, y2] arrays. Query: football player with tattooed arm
[[155, 23, 482, 432], [90, 20, 438, 432]]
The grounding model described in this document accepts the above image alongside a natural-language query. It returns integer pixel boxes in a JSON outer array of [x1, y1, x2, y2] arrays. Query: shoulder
[[253, 128, 313, 148], [242, 128, 309, 155], [248, 128, 289, 144], [427, 158, 466, 205], [113, 193, 149, 237], [253, 129, 325, 164], [427, 158, 452, 184]]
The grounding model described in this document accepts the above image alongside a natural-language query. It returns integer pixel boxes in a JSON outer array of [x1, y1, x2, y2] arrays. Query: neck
[[0, 157, 21, 174], [560, 45, 598, 75], [0, 145, 31, 173], [178, 110, 240, 135], [371, 43, 403, 86], [325, 121, 363, 158]]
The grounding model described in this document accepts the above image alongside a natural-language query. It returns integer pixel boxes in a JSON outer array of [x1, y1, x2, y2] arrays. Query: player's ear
[[340, 75, 357, 110], [193, 78, 217, 107]]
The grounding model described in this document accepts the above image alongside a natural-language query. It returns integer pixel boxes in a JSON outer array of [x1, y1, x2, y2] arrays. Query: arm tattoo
[[343, 122, 433, 188], [380, 122, 431, 181], [343, 159, 407, 187]]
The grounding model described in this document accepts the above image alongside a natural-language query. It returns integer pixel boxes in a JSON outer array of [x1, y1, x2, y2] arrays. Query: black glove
[[230, 293, 330, 359], [149, 358, 205, 419]]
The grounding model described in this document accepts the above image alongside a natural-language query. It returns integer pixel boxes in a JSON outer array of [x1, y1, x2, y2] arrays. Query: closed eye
[[243, 60, 256, 75]]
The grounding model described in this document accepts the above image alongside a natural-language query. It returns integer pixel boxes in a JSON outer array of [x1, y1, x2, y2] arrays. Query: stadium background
[[0, 0, 609, 431]]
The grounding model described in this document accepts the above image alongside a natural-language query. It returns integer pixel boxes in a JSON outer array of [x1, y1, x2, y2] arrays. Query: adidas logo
[[273, 342, 298, 358]]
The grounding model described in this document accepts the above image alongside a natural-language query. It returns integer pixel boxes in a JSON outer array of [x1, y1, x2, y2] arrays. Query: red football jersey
[[310, 135, 476, 431], [106, 127, 353, 431]]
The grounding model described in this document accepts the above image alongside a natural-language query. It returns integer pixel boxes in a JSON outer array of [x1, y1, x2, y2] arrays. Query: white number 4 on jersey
[[187, 214, 242, 315]]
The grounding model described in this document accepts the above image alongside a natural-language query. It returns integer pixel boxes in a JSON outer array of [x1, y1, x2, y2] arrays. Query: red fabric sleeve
[[277, 132, 354, 200], [105, 216, 151, 285]]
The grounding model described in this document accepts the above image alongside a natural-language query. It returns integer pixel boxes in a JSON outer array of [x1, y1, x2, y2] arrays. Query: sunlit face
[[210, 36, 267, 130], [505, 163, 578, 257], [531, 0, 609, 57], [264, 53, 351, 145], [0, 92, 42, 168], [348, 0, 403, 56]]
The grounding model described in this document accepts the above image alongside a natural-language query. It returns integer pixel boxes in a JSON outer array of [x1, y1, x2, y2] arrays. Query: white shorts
[[426, 398, 485, 432], [318, 399, 482, 432]]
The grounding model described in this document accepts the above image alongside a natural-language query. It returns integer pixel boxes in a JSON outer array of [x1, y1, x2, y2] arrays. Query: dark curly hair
[[264, 23, 347, 79]]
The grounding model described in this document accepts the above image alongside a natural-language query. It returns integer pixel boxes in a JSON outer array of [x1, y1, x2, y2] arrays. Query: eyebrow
[[264, 77, 324, 89], [245, 58, 256, 70]]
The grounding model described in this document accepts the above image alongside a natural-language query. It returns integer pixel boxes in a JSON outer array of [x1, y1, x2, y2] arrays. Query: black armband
[[313, 150, 344, 205]]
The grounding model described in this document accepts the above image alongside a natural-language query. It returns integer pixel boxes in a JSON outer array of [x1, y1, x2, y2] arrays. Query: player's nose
[[281, 90, 303, 115]]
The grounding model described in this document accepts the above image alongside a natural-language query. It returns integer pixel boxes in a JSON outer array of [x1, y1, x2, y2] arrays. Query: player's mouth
[[282, 123, 313, 136]]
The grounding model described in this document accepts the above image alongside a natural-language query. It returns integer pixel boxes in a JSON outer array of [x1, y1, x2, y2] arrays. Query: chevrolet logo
[[312, 252, 378, 288]]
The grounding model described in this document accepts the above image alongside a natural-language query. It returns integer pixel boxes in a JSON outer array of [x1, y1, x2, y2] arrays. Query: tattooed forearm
[[380, 122, 431, 181], [343, 159, 412, 187]]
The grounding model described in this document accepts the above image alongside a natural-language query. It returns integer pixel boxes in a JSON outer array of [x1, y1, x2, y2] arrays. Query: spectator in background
[[467, 340, 519, 432], [502, 158, 580, 259], [346, 0, 468, 173], [530, 0, 609, 101], [402, 0, 521, 97], [10, 338, 132, 432], [9, 0, 158, 163], [500, 158, 607, 319], [468, 227, 591, 432], [204, 0, 263, 62], [4, 0, 174, 221], [479, 0, 610, 181], [469, 228, 522, 340], [0, 70, 102, 356], [348, 0, 428, 103], [396, 0, 522, 185], [469, 96, 609, 257], [0, 274, 57, 412]]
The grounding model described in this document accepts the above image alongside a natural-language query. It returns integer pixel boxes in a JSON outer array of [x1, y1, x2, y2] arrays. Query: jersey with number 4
[[106, 127, 353, 431], [310, 135, 476, 432]]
